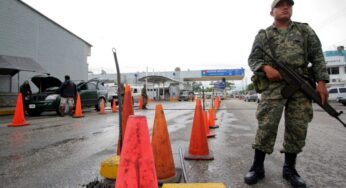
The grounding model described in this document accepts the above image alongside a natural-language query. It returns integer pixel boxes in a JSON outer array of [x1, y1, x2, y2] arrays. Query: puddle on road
[[31, 122, 71, 131], [168, 124, 187, 133], [221, 118, 238, 124], [0, 136, 86, 167], [228, 124, 251, 131]]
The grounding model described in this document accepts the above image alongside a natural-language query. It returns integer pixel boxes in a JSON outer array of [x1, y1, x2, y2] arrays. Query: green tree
[[192, 81, 202, 92], [226, 81, 235, 90]]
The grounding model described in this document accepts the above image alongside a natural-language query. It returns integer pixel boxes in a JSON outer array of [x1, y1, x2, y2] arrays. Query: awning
[[138, 75, 181, 84], [0, 55, 48, 76]]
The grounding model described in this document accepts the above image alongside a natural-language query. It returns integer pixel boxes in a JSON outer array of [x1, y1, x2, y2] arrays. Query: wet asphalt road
[[0, 99, 345, 188]]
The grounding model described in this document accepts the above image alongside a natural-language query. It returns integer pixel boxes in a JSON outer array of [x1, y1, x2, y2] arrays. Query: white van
[[131, 86, 142, 104], [328, 87, 346, 101]]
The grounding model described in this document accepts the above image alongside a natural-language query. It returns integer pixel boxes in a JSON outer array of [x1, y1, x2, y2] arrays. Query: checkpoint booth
[[138, 75, 182, 101]]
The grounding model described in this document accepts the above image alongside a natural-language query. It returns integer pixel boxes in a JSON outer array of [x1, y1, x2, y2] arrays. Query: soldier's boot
[[244, 149, 266, 185], [69, 107, 74, 116], [283, 153, 306, 188], [59, 106, 65, 117]]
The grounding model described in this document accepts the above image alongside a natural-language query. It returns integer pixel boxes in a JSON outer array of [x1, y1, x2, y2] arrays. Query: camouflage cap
[[271, 0, 294, 9]]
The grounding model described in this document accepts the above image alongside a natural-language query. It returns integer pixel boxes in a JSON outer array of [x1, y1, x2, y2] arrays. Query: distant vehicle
[[106, 84, 142, 106], [337, 97, 346, 106], [328, 87, 346, 101], [244, 90, 258, 102], [178, 90, 195, 101], [77, 79, 108, 111], [131, 86, 142, 104], [105, 83, 118, 106], [25, 76, 108, 116], [214, 90, 225, 100]]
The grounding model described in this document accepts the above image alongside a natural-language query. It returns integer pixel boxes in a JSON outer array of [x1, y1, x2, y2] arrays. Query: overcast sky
[[22, 0, 346, 77]]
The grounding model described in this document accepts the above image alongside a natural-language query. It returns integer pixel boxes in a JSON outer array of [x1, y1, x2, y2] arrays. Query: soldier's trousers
[[252, 96, 313, 154]]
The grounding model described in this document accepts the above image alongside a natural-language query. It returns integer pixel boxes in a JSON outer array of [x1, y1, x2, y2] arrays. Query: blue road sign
[[214, 81, 226, 89], [201, 68, 244, 77]]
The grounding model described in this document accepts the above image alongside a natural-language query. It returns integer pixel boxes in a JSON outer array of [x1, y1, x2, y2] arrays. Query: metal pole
[[146, 67, 148, 99], [112, 48, 123, 152], [179, 147, 188, 183], [202, 86, 205, 111], [17, 73, 20, 93]]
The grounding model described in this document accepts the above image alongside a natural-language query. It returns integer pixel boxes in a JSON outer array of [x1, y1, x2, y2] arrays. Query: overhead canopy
[[0, 55, 48, 76], [138, 75, 181, 84]]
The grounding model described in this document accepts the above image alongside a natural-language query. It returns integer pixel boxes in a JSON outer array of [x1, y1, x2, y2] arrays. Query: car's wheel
[[27, 109, 42, 116], [96, 98, 105, 111]]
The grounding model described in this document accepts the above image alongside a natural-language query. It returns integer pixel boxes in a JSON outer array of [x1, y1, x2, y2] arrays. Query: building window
[[327, 67, 339, 75]]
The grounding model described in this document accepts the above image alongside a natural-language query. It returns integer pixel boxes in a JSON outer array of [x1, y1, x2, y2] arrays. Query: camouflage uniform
[[248, 21, 329, 154]]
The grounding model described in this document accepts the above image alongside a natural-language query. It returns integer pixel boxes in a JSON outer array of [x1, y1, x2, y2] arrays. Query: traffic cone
[[115, 115, 158, 188], [73, 93, 84, 118], [117, 85, 134, 155], [111, 99, 117, 113], [152, 104, 182, 184], [8, 93, 30, 127], [209, 108, 219, 129], [139, 96, 143, 109], [184, 99, 214, 160], [98, 99, 106, 114], [214, 97, 219, 110], [203, 111, 215, 138]]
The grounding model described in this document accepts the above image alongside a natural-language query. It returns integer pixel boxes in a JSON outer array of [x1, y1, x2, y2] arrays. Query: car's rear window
[[329, 88, 338, 93], [339, 88, 346, 93]]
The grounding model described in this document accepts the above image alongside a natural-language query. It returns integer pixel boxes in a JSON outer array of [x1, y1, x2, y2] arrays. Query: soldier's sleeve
[[248, 30, 266, 73], [306, 24, 330, 83]]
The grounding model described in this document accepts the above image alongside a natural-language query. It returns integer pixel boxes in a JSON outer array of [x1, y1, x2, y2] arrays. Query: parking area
[[0, 99, 346, 187]]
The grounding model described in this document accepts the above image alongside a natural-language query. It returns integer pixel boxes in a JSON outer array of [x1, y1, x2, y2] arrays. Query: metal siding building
[[0, 0, 91, 92]]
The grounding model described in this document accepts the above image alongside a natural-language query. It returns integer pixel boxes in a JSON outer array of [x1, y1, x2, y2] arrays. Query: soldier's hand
[[262, 65, 282, 81], [316, 81, 328, 105]]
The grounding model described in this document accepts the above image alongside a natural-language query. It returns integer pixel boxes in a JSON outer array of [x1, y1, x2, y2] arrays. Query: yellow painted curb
[[100, 155, 120, 180], [0, 107, 15, 115], [162, 183, 227, 188]]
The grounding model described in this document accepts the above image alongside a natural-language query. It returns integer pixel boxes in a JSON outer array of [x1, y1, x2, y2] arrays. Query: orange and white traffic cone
[[152, 104, 182, 184], [99, 99, 106, 115], [203, 111, 215, 138], [139, 96, 143, 110], [8, 93, 30, 127], [73, 93, 84, 118], [115, 115, 158, 188], [209, 108, 219, 129], [111, 99, 117, 113], [184, 99, 214, 160]]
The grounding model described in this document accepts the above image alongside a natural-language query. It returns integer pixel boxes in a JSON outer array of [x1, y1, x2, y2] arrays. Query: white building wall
[[325, 55, 346, 87], [0, 0, 90, 92]]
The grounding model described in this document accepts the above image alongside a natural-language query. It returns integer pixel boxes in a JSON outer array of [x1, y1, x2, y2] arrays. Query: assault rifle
[[253, 45, 346, 128]]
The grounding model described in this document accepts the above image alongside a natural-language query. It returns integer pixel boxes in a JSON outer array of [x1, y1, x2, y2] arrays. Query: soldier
[[141, 84, 148, 109], [245, 0, 329, 188]]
